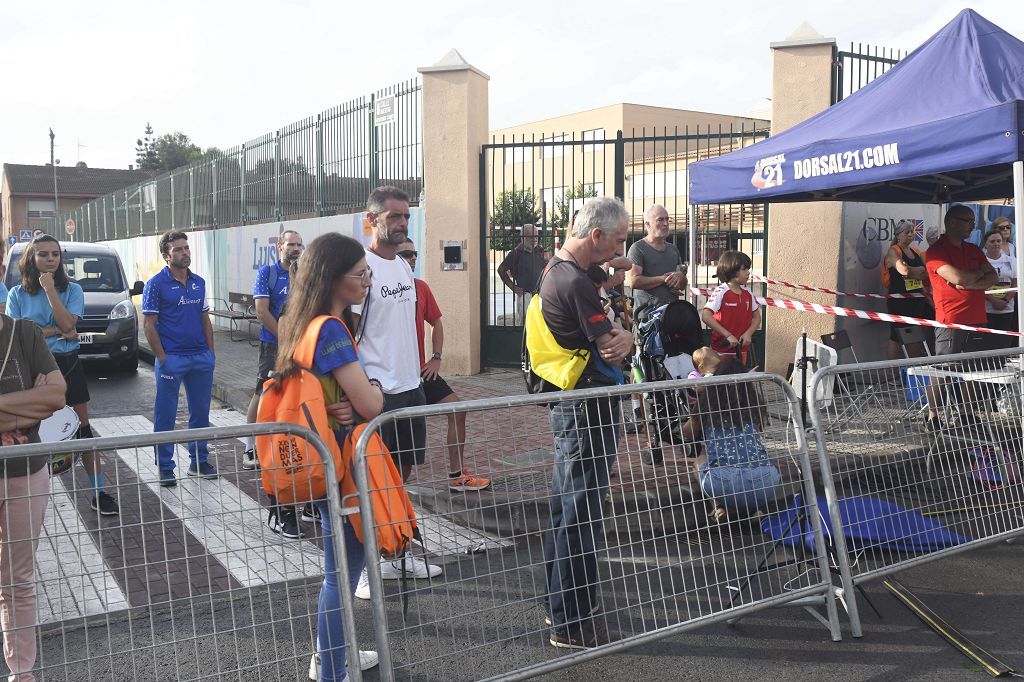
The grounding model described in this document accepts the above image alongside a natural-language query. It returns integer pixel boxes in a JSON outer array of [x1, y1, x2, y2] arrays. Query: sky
[[1, 0, 1022, 174]]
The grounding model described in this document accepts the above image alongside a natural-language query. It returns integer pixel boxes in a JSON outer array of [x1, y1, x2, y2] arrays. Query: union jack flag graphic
[[909, 218, 925, 243]]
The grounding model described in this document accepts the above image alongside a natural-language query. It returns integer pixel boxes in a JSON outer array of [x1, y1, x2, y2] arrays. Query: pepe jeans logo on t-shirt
[[380, 282, 413, 300]]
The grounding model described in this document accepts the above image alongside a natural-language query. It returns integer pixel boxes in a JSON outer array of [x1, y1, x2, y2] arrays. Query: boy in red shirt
[[397, 240, 490, 492], [701, 250, 761, 363]]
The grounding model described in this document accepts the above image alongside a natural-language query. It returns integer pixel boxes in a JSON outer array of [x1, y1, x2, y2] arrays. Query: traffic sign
[[19, 230, 31, 242], [7, 236, 16, 247], [65, 218, 76, 236]]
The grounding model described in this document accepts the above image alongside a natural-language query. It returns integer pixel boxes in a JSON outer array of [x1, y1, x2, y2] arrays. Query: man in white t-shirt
[[351, 185, 442, 589]]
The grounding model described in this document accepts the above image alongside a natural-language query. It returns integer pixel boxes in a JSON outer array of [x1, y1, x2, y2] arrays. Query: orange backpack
[[339, 424, 417, 559], [256, 315, 417, 558], [256, 316, 345, 504]]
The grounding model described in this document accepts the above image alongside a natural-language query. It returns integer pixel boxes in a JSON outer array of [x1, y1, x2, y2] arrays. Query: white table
[[907, 365, 1021, 385]]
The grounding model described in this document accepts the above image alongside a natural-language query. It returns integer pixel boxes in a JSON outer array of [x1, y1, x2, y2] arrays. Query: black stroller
[[631, 300, 705, 464]]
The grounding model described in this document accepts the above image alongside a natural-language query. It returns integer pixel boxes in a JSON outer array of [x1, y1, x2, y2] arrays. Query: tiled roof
[[3, 163, 163, 196]]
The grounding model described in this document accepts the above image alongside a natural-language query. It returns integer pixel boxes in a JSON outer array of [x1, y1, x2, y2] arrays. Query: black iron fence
[[41, 79, 422, 243], [832, 43, 905, 104], [480, 125, 769, 366]]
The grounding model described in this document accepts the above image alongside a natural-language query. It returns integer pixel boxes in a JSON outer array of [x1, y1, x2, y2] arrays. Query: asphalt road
[[81, 357, 161, 418], [45, 367, 1024, 682]]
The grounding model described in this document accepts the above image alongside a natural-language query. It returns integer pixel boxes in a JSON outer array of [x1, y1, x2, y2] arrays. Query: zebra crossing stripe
[[90, 415, 325, 587], [35, 477, 130, 624]]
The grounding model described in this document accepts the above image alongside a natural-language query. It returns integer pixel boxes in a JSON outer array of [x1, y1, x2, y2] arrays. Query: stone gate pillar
[[765, 26, 841, 375], [418, 50, 490, 375]]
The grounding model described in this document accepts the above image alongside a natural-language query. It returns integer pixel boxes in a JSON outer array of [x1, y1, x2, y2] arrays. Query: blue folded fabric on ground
[[761, 494, 973, 554]]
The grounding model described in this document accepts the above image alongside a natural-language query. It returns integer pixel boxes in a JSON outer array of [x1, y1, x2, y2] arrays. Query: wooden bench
[[209, 292, 257, 343]]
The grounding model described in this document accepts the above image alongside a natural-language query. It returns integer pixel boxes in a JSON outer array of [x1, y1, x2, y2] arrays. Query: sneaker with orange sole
[[449, 469, 492, 492]]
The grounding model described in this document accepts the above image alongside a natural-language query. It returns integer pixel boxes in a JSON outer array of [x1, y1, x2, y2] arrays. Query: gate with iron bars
[[479, 127, 770, 367]]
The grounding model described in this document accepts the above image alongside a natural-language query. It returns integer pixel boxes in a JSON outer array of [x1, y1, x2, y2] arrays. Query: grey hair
[[571, 197, 629, 239], [925, 225, 940, 241], [644, 204, 668, 225], [892, 219, 915, 243], [367, 185, 410, 214], [279, 229, 302, 242]]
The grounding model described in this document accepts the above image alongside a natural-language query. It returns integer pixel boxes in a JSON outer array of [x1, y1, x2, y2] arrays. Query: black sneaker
[[159, 470, 177, 487], [188, 462, 219, 480], [269, 508, 303, 539], [91, 491, 120, 515], [300, 502, 321, 524], [924, 415, 941, 433], [549, 619, 612, 650]]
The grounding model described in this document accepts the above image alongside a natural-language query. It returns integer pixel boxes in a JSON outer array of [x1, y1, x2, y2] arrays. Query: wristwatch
[[432, 352, 443, 361]]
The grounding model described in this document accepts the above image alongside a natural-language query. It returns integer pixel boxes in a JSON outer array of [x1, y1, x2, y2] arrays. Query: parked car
[[4, 241, 144, 372]]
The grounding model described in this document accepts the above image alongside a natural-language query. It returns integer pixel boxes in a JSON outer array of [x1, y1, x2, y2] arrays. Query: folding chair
[[892, 326, 934, 424], [819, 330, 894, 434]]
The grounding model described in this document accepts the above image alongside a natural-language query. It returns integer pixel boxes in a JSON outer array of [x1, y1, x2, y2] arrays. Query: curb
[[138, 342, 251, 414]]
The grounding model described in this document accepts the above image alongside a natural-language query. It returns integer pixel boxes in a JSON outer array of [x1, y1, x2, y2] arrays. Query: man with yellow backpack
[[525, 197, 633, 651]]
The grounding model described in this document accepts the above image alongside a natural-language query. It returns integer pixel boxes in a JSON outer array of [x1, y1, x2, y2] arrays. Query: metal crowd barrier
[[808, 346, 1024, 638], [353, 374, 839, 681], [0, 422, 361, 682]]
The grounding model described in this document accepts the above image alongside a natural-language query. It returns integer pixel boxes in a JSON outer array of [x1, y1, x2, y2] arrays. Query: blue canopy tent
[[688, 8, 1024, 332]]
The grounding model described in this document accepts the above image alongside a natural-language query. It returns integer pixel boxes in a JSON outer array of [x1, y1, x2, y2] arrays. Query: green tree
[[135, 123, 159, 170], [548, 182, 600, 230], [490, 186, 541, 250], [152, 132, 205, 170]]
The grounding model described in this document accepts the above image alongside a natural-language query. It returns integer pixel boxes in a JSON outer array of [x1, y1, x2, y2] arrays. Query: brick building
[[1, 163, 161, 241]]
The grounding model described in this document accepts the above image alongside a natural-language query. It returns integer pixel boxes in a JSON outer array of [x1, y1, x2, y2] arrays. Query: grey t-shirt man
[[627, 239, 682, 318], [500, 245, 546, 293]]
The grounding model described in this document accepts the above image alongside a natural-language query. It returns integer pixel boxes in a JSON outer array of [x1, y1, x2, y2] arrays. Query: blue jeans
[[317, 500, 365, 682], [153, 350, 215, 470], [543, 396, 619, 633], [699, 462, 782, 513]]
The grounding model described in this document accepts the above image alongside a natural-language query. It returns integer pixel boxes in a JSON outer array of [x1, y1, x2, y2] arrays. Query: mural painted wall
[[103, 208, 426, 327]]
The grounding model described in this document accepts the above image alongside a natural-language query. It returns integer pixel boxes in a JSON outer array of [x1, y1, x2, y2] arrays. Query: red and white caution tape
[[690, 288, 1023, 337], [749, 275, 926, 299], [748, 275, 1018, 299]]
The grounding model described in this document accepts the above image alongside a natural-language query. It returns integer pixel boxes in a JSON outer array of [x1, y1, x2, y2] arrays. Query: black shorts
[[381, 387, 427, 467], [256, 342, 278, 388], [887, 299, 932, 343], [54, 351, 89, 407], [422, 374, 455, 405]]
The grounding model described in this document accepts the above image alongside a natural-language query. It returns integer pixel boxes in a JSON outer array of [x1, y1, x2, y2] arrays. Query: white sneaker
[[308, 650, 379, 679], [242, 449, 258, 470], [358, 650, 379, 670], [379, 553, 442, 580], [354, 567, 370, 600]]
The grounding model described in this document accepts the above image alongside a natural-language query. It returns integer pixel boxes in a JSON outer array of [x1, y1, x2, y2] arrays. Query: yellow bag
[[523, 295, 590, 392]]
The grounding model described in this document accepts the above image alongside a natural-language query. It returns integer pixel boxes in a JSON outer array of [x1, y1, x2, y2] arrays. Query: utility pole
[[50, 128, 59, 227]]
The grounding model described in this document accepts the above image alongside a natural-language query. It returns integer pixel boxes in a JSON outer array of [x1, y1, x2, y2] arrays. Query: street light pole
[[49, 128, 58, 232]]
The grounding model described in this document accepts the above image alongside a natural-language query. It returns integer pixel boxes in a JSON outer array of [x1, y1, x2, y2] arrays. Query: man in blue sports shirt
[[142, 230, 217, 486], [244, 230, 308, 539], [243, 229, 303, 471]]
